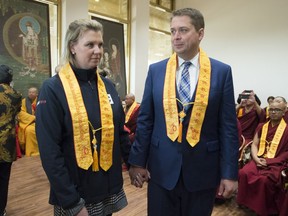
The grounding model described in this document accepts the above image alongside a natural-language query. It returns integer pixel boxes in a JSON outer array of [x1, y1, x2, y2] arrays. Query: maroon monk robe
[[237, 118, 243, 146], [278, 167, 288, 216], [237, 122, 288, 216], [124, 104, 140, 143], [279, 191, 288, 216], [238, 108, 265, 141], [283, 110, 288, 124]]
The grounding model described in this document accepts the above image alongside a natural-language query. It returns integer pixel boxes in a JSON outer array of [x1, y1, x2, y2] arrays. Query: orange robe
[[18, 97, 39, 156], [237, 122, 288, 216]]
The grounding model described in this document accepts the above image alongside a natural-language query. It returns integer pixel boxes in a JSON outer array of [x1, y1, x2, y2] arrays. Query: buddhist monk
[[237, 99, 288, 216], [18, 87, 39, 156]]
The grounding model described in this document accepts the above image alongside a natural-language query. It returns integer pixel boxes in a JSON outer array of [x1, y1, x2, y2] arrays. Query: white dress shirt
[[176, 53, 200, 99]]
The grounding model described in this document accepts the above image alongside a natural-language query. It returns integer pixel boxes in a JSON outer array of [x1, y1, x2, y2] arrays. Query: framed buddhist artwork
[[91, 16, 127, 100], [0, 0, 51, 95]]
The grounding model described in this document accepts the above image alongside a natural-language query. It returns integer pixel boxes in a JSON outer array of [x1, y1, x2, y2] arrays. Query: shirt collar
[[177, 53, 200, 68]]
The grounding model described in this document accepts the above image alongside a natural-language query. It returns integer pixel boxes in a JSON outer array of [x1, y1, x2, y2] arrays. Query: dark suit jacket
[[128, 57, 239, 192]]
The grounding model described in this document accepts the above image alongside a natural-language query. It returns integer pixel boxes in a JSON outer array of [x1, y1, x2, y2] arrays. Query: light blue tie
[[179, 61, 192, 111]]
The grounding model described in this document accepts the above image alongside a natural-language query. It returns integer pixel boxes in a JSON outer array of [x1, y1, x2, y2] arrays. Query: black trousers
[[0, 162, 12, 215], [148, 174, 216, 216]]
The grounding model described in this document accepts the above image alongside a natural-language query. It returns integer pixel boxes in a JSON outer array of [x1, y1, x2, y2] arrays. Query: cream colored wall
[[57, 0, 288, 106], [179, 0, 288, 106], [59, 0, 89, 67], [130, 0, 288, 105], [130, 1, 149, 102]]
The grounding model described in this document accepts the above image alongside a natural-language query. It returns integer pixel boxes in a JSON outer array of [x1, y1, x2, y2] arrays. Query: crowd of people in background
[[123, 89, 288, 216], [235, 91, 288, 216], [1, 6, 288, 216]]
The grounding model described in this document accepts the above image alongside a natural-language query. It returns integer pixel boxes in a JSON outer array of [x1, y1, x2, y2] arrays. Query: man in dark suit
[[128, 8, 239, 216]]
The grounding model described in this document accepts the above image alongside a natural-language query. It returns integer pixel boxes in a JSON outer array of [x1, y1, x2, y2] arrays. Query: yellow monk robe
[[18, 97, 39, 156]]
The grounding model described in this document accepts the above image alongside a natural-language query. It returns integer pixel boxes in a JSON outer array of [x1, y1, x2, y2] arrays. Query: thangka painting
[[92, 16, 127, 100], [0, 0, 51, 96]]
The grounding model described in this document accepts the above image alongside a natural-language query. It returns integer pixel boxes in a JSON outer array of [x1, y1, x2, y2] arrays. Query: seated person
[[18, 87, 39, 156], [264, 96, 275, 120], [237, 100, 288, 216], [236, 90, 265, 143], [124, 93, 140, 143]]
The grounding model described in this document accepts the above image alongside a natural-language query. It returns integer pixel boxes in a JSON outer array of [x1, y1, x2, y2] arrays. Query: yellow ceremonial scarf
[[163, 48, 211, 147], [125, 101, 138, 123], [59, 63, 114, 171], [266, 106, 270, 119], [237, 108, 243, 117], [257, 119, 286, 158]]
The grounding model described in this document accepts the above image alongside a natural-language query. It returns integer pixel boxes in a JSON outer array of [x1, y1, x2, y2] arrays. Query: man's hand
[[217, 179, 238, 198], [256, 158, 267, 167], [129, 165, 150, 188]]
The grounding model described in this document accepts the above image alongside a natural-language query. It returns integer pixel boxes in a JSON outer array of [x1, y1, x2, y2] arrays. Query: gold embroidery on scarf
[[163, 49, 211, 146], [59, 64, 92, 170], [257, 119, 286, 158], [97, 71, 114, 171], [187, 49, 210, 146], [163, 53, 179, 141], [59, 63, 114, 171]]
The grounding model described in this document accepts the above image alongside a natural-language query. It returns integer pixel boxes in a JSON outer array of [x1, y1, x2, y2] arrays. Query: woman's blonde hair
[[61, 19, 103, 66]]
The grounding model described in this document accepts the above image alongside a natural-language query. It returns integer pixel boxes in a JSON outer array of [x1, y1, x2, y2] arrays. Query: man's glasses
[[268, 108, 284, 113]]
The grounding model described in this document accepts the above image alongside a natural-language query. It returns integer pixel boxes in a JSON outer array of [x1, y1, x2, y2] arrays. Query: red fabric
[[283, 111, 288, 124], [124, 104, 140, 143], [237, 123, 288, 216], [237, 119, 243, 146], [32, 103, 36, 112], [123, 125, 131, 133], [279, 191, 288, 216], [278, 167, 288, 216], [15, 125, 22, 159], [238, 108, 264, 140]]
